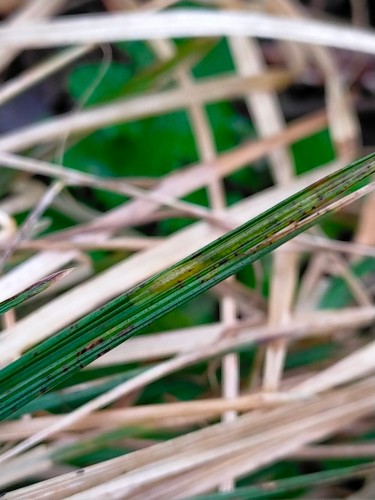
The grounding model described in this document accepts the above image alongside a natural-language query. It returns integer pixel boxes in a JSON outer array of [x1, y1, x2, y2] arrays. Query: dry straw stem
[[0, 152, 235, 232], [0, 10, 375, 54], [229, 30, 297, 393], [0, 392, 302, 443], [294, 443, 375, 459], [0, 180, 45, 216], [263, 249, 298, 390], [141, 33, 239, 484], [294, 333, 375, 396], [0, 446, 53, 492], [0, 211, 16, 243], [295, 254, 328, 312], [329, 253, 373, 306], [51, 197, 99, 224], [0, 236, 163, 252], [0, 0, 66, 72], [228, 34, 294, 184], [269, 0, 361, 320], [0, 70, 291, 153], [124, 464, 374, 500], [5, 377, 375, 499], [146, 37, 240, 467], [268, 0, 360, 154], [123, 447, 375, 499], [0, 180, 65, 271], [2, 441, 375, 492], [262, 0, 307, 75], [295, 228, 372, 311], [354, 192, 375, 249], [71, 380, 375, 499], [294, 233, 375, 259]]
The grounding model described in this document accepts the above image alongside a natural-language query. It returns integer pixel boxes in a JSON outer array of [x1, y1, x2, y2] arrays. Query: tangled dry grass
[[0, 0, 375, 498]]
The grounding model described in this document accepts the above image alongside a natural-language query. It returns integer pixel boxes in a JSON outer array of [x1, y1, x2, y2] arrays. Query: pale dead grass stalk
[[1, 10, 375, 54], [293, 233, 375, 259], [0, 0, 66, 72], [0, 70, 291, 153], [0, 236, 163, 252], [293, 443, 375, 459], [141, 29, 241, 490], [228, 32, 298, 393], [261, 0, 359, 392]]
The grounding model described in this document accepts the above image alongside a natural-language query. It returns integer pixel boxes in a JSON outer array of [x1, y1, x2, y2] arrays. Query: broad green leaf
[[64, 110, 198, 210], [192, 38, 235, 78], [0, 269, 72, 315], [68, 62, 133, 106], [68, 39, 216, 107], [65, 102, 252, 212], [292, 129, 335, 175], [0, 153, 374, 420]]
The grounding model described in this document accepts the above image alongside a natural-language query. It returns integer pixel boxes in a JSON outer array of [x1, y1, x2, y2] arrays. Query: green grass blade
[[0, 268, 72, 315], [0, 153, 374, 420]]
